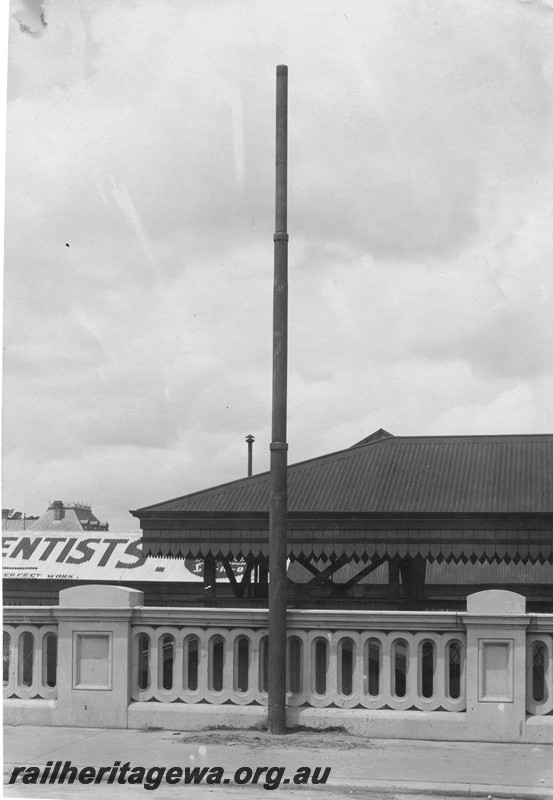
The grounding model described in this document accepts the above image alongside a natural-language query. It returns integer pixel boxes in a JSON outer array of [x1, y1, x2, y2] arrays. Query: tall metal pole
[[268, 64, 288, 735]]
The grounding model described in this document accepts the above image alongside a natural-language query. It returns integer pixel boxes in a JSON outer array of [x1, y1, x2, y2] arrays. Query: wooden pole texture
[[268, 64, 289, 734]]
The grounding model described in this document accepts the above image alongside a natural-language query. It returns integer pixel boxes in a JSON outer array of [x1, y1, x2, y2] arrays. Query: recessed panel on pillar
[[478, 639, 513, 702], [73, 632, 112, 690]]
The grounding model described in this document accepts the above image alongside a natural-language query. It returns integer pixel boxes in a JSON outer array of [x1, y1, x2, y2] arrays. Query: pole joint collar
[[270, 442, 288, 451], [273, 232, 289, 242]]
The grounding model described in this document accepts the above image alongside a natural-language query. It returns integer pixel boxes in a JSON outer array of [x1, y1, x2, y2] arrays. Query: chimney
[[245, 434, 255, 477], [52, 500, 65, 521]]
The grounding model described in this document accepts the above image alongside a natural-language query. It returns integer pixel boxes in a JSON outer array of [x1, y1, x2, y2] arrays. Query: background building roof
[[3, 501, 109, 532], [135, 432, 553, 516]]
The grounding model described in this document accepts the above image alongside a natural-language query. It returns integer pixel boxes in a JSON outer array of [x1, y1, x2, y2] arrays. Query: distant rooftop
[[1, 509, 39, 532], [2, 501, 109, 532]]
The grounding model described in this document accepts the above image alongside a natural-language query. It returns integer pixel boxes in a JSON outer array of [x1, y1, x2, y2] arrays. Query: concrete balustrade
[[3, 624, 58, 701], [129, 625, 466, 711], [3, 587, 553, 743], [130, 625, 268, 705]]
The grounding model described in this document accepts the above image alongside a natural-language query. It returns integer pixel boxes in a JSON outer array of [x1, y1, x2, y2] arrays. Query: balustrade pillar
[[56, 585, 142, 728], [463, 589, 529, 742]]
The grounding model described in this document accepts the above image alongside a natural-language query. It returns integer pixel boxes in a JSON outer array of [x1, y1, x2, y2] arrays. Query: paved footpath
[[3, 726, 553, 800]]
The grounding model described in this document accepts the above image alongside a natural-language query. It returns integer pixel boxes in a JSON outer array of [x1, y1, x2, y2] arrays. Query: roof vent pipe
[[245, 434, 255, 477]]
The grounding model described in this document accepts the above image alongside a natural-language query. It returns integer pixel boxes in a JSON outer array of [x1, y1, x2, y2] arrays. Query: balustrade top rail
[[132, 608, 470, 630], [4, 604, 553, 631], [3, 605, 467, 629]]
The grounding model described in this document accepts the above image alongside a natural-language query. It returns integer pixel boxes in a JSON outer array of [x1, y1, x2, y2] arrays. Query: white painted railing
[[129, 613, 467, 711], [127, 610, 469, 710], [3, 606, 553, 717], [284, 630, 466, 711], [3, 623, 58, 700], [131, 625, 267, 705]]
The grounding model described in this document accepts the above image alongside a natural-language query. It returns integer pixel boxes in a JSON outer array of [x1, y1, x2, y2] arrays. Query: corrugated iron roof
[[134, 433, 553, 516], [286, 559, 553, 585], [426, 560, 553, 584]]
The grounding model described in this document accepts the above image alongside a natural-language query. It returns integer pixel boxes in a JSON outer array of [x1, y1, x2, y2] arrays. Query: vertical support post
[[388, 555, 401, 607], [399, 555, 426, 609], [203, 554, 217, 605], [257, 557, 269, 598], [268, 64, 289, 735]]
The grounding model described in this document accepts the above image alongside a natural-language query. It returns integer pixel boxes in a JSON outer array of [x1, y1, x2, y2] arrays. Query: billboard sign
[[2, 532, 205, 583]]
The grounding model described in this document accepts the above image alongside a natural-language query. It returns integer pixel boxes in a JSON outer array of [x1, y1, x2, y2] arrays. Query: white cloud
[[3, 0, 553, 528]]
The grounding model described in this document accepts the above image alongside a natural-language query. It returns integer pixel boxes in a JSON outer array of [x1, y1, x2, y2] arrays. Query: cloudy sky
[[3, 0, 553, 531]]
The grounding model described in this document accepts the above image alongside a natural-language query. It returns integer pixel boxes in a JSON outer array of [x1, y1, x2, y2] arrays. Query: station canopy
[[132, 431, 553, 564]]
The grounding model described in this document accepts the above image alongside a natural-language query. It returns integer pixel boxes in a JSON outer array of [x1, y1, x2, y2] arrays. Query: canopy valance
[[140, 517, 553, 563]]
